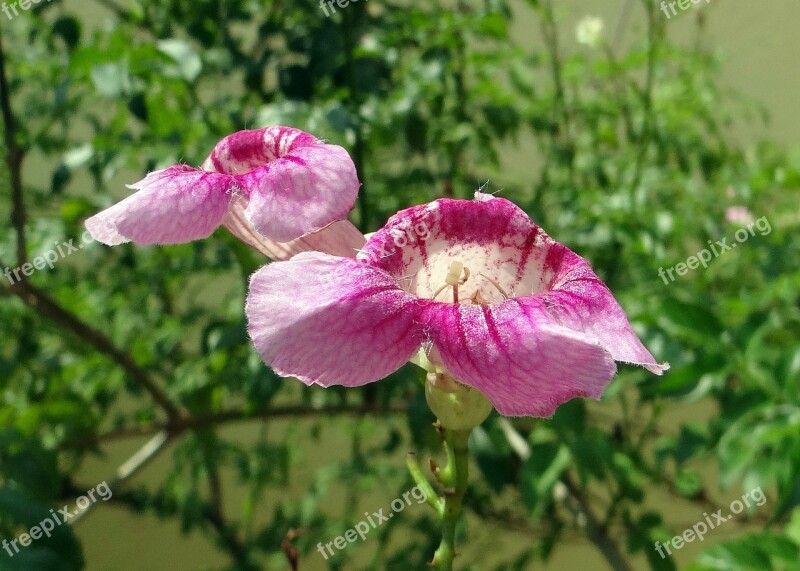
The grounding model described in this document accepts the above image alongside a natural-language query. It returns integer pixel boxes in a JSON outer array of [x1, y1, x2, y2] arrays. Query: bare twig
[[281, 529, 302, 571], [69, 431, 173, 524], [0, 26, 183, 422], [613, 0, 635, 52], [63, 401, 409, 449], [10, 280, 185, 420], [499, 419, 634, 571], [628, 0, 659, 210], [539, 0, 572, 141], [204, 499, 253, 568], [201, 436, 252, 567], [0, 25, 27, 266], [558, 476, 635, 571]]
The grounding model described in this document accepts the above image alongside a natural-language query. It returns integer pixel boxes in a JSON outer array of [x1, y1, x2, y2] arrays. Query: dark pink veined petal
[[241, 142, 359, 242], [540, 244, 669, 375], [222, 198, 365, 260], [85, 165, 234, 245], [87, 127, 360, 249], [203, 126, 318, 172], [420, 298, 618, 417], [359, 194, 554, 305], [246, 252, 422, 387], [202, 127, 360, 243], [361, 193, 667, 375]]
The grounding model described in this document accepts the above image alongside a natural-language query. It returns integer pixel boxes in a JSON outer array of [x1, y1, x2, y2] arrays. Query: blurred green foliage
[[1, 0, 798, 569]]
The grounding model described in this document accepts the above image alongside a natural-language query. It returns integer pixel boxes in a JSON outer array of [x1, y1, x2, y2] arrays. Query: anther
[[433, 261, 469, 303], [445, 261, 464, 286]]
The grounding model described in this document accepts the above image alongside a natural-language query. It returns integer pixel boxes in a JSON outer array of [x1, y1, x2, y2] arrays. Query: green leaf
[[519, 443, 571, 519], [157, 39, 202, 82], [52, 16, 81, 50], [90, 60, 131, 97], [470, 420, 516, 492], [0, 488, 84, 570]]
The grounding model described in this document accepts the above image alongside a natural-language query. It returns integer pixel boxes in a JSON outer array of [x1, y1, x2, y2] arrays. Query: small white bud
[[576, 16, 604, 48]]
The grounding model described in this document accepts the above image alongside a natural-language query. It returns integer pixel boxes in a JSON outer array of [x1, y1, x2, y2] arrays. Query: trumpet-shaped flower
[[85, 126, 360, 249], [246, 194, 668, 417]]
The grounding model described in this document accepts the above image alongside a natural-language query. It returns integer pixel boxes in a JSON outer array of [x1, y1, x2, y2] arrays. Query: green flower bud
[[425, 372, 492, 430]]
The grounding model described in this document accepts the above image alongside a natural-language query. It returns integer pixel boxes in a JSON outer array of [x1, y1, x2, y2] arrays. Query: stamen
[[397, 271, 419, 291], [433, 261, 469, 303], [432, 283, 450, 300], [470, 289, 488, 305], [478, 273, 510, 299]]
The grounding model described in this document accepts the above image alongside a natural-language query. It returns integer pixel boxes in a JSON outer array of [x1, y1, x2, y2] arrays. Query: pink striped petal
[[245, 194, 667, 418], [241, 143, 359, 242], [204, 127, 360, 242], [245, 253, 422, 387], [87, 127, 360, 249], [85, 165, 233, 245], [362, 194, 667, 375], [222, 199, 365, 260], [420, 299, 617, 417], [540, 244, 669, 374]]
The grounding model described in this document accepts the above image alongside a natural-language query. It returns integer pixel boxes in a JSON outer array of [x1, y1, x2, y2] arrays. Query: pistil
[[433, 260, 469, 303]]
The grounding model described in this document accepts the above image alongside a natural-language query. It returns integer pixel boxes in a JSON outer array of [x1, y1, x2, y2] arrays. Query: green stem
[[406, 453, 444, 514], [431, 428, 471, 571]]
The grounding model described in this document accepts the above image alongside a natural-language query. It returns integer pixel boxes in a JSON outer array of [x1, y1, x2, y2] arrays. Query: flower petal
[[421, 298, 618, 417], [241, 142, 360, 242], [201, 126, 360, 242], [85, 165, 233, 245], [246, 252, 422, 386], [541, 244, 669, 374], [362, 193, 667, 375], [222, 199, 365, 260], [359, 194, 554, 303], [203, 126, 317, 171]]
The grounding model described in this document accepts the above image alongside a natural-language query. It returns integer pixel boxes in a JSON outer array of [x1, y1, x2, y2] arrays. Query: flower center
[[431, 260, 511, 305]]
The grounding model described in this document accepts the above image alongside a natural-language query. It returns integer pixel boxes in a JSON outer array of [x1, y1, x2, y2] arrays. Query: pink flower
[[725, 206, 754, 225], [245, 194, 667, 417], [85, 126, 360, 249]]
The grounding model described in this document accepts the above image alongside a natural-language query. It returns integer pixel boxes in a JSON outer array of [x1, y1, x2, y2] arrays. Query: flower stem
[[405, 453, 444, 514], [430, 427, 471, 571]]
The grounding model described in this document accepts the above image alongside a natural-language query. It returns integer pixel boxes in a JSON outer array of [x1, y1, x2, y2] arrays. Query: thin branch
[[0, 24, 27, 266], [0, 26, 183, 423], [539, 0, 573, 146], [204, 498, 254, 569], [10, 280, 185, 420], [341, 6, 369, 231], [612, 0, 635, 52], [281, 529, 301, 571], [63, 401, 410, 449], [69, 431, 172, 524], [628, 0, 659, 211], [200, 430, 253, 568], [558, 476, 635, 571], [499, 419, 634, 571]]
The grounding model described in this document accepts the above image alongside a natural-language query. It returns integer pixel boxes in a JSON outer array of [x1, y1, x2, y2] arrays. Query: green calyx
[[425, 372, 492, 430]]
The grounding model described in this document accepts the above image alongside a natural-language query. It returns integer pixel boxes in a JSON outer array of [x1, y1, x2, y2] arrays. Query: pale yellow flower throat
[[432, 260, 509, 305]]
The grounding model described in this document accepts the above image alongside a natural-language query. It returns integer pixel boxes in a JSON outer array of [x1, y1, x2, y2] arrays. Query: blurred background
[[1, 1, 798, 570]]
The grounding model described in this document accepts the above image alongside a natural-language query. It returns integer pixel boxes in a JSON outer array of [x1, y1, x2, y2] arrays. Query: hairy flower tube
[[246, 193, 668, 417], [85, 126, 362, 254]]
